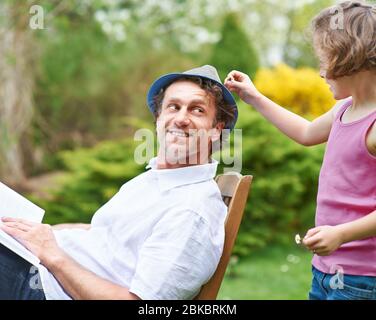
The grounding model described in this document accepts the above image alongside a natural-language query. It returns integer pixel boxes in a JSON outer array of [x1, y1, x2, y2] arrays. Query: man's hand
[[302, 225, 344, 256], [0, 217, 64, 267], [0, 217, 139, 300]]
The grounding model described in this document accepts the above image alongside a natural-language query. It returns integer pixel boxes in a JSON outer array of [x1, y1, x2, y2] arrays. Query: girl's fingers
[[225, 73, 238, 84], [226, 70, 238, 78], [303, 234, 321, 248], [310, 244, 325, 253], [304, 227, 321, 240], [224, 77, 232, 85], [224, 81, 239, 92], [226, 70, 246, 82]]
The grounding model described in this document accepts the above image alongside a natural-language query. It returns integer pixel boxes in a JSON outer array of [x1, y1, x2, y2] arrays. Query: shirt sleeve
[[129, 208, 224, 300]]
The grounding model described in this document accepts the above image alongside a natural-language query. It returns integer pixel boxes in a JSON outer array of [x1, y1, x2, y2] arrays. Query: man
[[0, 65, 238, 300]]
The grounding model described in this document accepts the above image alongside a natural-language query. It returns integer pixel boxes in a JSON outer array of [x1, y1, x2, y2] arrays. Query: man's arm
[[0, 217, 139, 300], [129, 209, 221, 300], [46, 251, 140, 300], [52, 223, 91, 231]]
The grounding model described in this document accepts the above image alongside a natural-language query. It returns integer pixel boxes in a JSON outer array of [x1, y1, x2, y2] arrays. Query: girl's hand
[[302, 225, 344, 256], [224, 70, 263, 105]]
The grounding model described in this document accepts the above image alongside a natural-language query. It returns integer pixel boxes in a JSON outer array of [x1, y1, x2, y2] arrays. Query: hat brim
[[147, 73, 238, 130]]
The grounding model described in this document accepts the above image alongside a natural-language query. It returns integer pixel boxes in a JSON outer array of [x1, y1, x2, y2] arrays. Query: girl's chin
[[333, 92, 350, 100], [329, 88, 340, 100]]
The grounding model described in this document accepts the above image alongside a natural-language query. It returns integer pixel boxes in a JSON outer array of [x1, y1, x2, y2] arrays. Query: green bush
[[35, 137, 147, 225]]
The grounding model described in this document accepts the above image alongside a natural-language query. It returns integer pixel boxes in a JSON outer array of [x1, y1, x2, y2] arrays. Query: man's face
[[156, 80, 224, 167]]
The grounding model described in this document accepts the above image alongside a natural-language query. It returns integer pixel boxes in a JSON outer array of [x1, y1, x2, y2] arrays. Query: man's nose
[[174, 108, 191, 126]]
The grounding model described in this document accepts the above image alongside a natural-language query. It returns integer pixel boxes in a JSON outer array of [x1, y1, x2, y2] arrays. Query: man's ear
[[211, 122, 225, 142]]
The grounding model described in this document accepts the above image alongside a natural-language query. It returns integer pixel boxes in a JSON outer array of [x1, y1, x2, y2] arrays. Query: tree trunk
[[0, 1, 36, 185]]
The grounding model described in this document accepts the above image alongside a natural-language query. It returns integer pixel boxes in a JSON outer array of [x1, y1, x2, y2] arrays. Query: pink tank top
[[312, 99, 376, 276]]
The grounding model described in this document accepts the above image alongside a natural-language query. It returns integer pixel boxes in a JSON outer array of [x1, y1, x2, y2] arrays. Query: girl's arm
[[225, 70, 342, 146], [303, 210, 376, 256]]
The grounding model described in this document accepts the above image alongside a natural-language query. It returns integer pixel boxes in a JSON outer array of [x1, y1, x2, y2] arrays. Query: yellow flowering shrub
[[254, 64, 336, 118]]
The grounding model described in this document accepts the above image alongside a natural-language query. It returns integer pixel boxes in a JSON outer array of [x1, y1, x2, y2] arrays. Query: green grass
[[218, 245, 313, 300]]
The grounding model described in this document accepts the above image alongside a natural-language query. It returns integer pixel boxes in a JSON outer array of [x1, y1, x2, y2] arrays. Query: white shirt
[[38, 158, 227, 300]]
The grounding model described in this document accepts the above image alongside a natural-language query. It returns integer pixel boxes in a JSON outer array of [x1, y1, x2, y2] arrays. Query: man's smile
[[167, 129, 191, 138]]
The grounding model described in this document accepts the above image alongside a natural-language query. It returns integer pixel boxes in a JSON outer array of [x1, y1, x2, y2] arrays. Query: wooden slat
[[215, 172, 242, 198], [195, 173, 253, 300]]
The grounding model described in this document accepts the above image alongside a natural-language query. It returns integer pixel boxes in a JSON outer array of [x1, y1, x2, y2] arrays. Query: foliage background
[[1, 0, 343, 255], [3, 0, 374, 299]]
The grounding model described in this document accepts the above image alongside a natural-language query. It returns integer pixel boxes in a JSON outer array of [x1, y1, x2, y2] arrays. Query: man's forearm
[[337, 210, 376, 244], [45, 250, 140, 300], [52, 223, 91, 231]]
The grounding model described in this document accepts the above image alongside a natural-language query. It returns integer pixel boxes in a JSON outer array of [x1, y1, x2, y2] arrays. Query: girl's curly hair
[[312, 1, 376, 79]]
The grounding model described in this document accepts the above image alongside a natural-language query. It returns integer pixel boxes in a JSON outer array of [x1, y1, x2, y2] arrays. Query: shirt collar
[[145, 157, 218, 192]]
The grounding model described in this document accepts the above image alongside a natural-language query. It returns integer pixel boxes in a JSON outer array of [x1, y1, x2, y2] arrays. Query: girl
[[225, 1, 376, 300]]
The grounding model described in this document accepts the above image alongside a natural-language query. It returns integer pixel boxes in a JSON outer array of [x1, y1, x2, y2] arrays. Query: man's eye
[[167, 104, 179, 110], [193, 107, 204, 113]]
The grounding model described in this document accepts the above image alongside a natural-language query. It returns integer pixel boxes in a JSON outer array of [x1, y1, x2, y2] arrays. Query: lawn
[[218, 245, 313, 300]]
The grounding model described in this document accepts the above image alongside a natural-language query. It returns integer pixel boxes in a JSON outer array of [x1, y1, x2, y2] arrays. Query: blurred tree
[[226, 0, 335, 67], [209, 12, 259, 80], [0, 0, 38, 185], [0, 0, 102, 184], [31, 2, 195, 175], [282, 0, 334, 68], [0, 0, 345, 185], [17, 0, 225, 177]]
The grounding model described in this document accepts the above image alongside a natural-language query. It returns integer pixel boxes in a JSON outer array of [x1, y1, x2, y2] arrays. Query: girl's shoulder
[[331, 97, 352, 121]]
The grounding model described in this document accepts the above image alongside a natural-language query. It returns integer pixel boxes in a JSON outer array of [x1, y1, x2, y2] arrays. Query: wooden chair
[[195, 172, 253, 300]]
